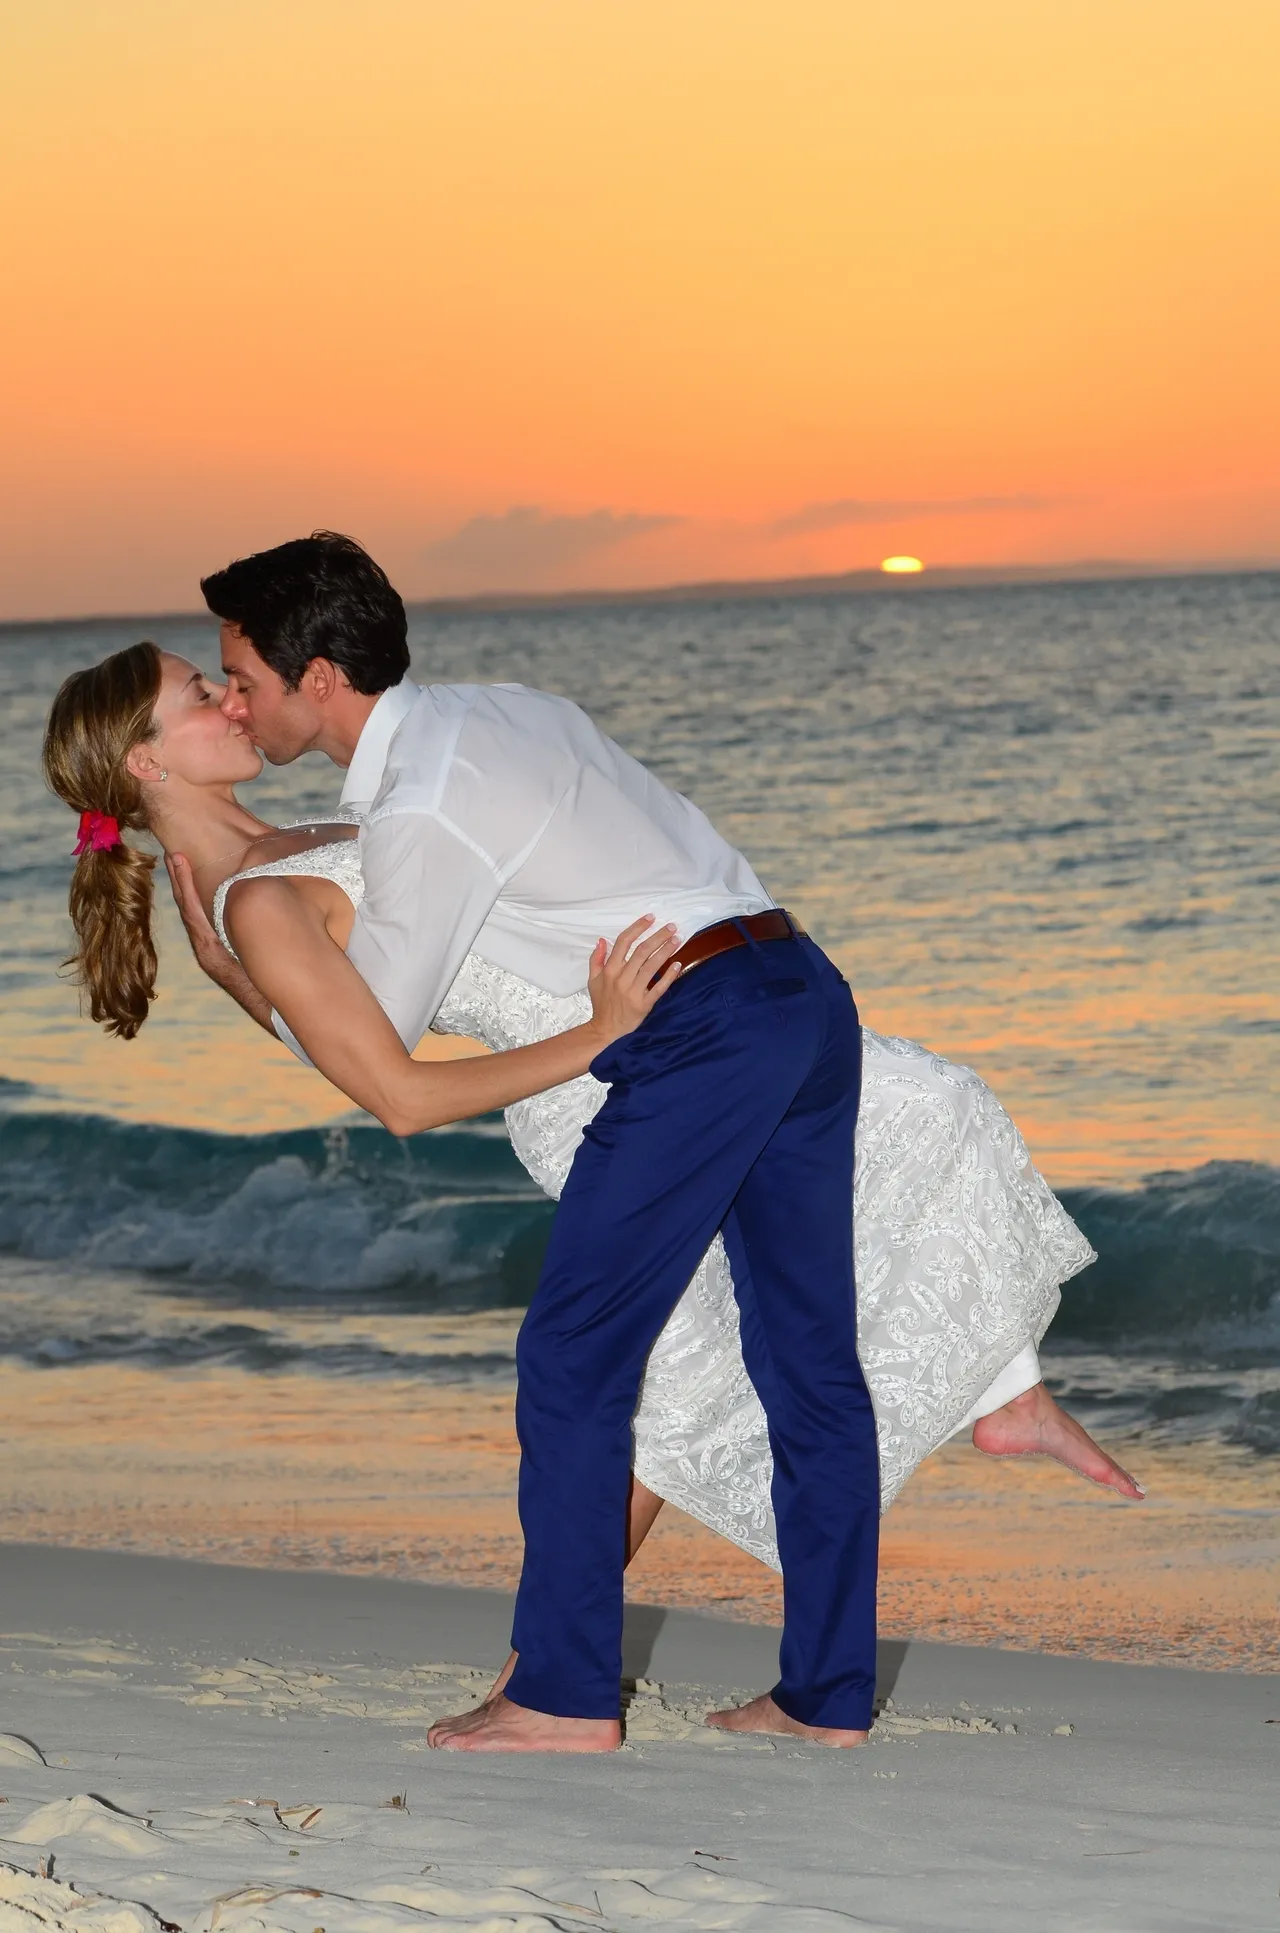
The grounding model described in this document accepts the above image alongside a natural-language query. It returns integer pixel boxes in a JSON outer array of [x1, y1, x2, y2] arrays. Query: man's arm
[[165, 853, 276, 1036], [344, 811, 504, 1048]]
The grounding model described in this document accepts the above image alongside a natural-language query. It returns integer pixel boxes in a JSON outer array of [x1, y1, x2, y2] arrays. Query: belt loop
[[732, 916, 766, 956]]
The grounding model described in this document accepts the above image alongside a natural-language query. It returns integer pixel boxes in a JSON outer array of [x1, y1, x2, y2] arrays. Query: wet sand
[[1, 1361, 1275, 1672]]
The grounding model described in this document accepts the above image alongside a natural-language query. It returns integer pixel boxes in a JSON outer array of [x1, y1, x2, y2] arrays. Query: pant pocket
[[720, 976, 808, 1009]]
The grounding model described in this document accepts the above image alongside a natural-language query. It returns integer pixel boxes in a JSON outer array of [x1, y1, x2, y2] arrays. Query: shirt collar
[[339, 679, 422, 810]]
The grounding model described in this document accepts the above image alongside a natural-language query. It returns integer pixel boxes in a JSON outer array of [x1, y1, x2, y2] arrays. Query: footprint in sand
[[199, 1865, 879, 1931], [0, 1735, 46, 1767], [0, 1859, 170, 1931], [9, 1793, 162, 1858]]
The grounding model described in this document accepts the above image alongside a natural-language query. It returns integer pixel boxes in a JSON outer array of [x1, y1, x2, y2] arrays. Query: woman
[[43, 641, 1141, 1580]]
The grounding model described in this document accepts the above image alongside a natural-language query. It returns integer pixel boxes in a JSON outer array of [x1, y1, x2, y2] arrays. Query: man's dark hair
[[200, 532, 410, 695]]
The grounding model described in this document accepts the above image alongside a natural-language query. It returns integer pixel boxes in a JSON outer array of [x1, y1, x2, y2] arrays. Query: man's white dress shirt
[[273, 680, 773, 1056]]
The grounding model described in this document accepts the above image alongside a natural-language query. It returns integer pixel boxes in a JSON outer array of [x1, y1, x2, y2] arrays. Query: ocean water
[[1, 572, 1277, 1461]]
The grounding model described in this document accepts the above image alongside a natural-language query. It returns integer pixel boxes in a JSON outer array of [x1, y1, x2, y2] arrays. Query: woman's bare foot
[[705, 1693, 868, 1748], [428, 1694, 620, 1753], [972, 1382, 1145, 1498]]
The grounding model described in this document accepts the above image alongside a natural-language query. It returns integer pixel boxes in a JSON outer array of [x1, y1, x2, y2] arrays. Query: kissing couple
[[44, 532, 1141, 1754]]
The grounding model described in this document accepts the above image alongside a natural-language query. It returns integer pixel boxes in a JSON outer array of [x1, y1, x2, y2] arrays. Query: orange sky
[[3, 0, 1278, 617]]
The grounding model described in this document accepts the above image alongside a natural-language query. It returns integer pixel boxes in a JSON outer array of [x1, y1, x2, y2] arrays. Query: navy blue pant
[[506, 932, 878, 1729]]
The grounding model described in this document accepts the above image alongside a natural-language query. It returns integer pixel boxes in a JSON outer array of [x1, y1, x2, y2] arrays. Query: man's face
[[218, 624, 322, 765]]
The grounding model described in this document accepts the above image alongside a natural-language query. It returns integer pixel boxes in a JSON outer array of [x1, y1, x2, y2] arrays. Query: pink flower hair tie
[[73, 810, 122, 856]]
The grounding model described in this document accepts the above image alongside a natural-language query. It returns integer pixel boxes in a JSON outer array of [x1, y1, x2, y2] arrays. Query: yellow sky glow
[[2, 1, 1278, 616]]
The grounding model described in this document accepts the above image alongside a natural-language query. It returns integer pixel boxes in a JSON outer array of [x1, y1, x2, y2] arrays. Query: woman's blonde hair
[[42, 641, 164, 1039]]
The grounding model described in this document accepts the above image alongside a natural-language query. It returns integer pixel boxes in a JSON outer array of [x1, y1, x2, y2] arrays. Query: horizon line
[[3, 553, 1278, 631]]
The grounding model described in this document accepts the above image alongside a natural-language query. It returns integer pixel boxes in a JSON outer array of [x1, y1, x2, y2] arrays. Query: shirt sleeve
[[343, 810, 503, 1049]]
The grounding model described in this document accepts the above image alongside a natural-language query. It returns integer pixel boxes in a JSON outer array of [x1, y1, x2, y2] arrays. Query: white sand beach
[[0, 1544, 1275, 1932]]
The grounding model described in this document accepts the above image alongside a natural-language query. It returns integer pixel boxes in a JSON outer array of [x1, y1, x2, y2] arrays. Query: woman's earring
[[158, 770, 168, 782]]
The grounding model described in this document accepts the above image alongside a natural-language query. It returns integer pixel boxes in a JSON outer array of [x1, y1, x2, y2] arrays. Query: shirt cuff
[[272, 1008, 315, 1068]]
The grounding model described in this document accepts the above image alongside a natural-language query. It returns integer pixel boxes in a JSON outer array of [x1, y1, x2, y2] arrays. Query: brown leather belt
[[651, 908, 806, 988]]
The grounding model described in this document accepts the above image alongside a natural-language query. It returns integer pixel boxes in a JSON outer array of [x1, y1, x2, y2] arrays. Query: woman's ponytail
[[42, 642, 163, 1039]]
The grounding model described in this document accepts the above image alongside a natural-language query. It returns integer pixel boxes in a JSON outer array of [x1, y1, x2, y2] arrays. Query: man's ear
[[303, 659, 350, 706]]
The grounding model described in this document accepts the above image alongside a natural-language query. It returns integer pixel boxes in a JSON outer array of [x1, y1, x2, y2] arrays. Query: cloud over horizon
[[424, 505, 681, 588], [421, 495, 1069, 593], [772, 495, 1062, 537]]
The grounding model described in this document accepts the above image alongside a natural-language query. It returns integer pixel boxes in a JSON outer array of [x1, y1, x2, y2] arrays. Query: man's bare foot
[[705, 1692, 868, 1748], [428, 1693, 620, 1753], [972, 1382, 1145, 1499]]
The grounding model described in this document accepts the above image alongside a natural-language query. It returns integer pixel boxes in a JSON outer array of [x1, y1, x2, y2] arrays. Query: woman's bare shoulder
[[221, 869, 331, 940]]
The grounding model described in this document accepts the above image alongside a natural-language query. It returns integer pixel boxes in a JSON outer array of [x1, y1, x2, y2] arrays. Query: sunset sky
[[4, 1, 1278, 617]]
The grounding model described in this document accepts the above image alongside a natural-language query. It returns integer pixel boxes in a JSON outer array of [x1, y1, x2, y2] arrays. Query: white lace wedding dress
[[217, 824, 1096, 1569]]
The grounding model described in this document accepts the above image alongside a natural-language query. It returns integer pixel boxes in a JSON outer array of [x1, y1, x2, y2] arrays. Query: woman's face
[[149, 652, 264, 787]]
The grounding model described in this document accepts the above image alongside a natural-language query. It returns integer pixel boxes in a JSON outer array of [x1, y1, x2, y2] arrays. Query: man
[[174, 530, 879, 1753]]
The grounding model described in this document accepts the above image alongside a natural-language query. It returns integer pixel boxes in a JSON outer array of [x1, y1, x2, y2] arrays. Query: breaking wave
[[1057, 1161, 1280, 1351], [3, 1110, 1276, 1336], [0, 1108, 553, 1306], [1, 1109, 1276, 1444]]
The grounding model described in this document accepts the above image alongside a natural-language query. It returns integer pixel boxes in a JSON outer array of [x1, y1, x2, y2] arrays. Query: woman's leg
[[624, 1474, 668, 1560], [481, 1380, 1143, 1711], [950, 1342, 1044, 1434], [484, 1477, 666, 1701]]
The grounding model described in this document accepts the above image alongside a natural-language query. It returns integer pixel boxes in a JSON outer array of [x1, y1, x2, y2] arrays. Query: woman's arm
[[224, 876, 679, 1137]]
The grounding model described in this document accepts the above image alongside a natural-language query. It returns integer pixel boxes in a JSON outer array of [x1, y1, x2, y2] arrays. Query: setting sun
[[880, 556, 925, 575], [2, 1, 1278, 616]]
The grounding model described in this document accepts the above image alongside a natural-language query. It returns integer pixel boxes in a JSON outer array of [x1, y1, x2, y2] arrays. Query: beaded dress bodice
[[216, 824, 1095, 1565]]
